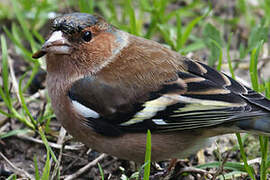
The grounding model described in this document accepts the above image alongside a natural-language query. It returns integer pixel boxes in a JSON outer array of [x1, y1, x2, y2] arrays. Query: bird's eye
[[82, 31, 92, 42]]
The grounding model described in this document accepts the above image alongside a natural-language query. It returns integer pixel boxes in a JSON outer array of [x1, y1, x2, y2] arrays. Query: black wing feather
[[68, 59, 270, 136]]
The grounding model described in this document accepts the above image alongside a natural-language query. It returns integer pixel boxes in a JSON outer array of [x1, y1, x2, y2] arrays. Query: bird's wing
[[68, 59, 270, 136]]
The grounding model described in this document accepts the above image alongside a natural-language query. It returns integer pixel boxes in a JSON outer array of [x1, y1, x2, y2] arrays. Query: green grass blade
[[34, 155, 41, 180], [98, 163, 105, 180], [107, 0, 118, 22], [180, 7, 210, 48], [157, 24, 175, 49], [175, 13, 182, 51], [179, 39, 205, 54], [259, 136, 268, 180], [0, 87, 11, 109], [209, 39, 223, 71], [41, 149, 51, 180], [203, 23, 224, 66], [197, 161, 246, 172], [0, 108, 12, 118], [226, 33, 235, 79], [6, 174, 16, 180], [1, 35, 10, 100], [139, 0, 152, 12], [143, 130, 151, 180], [236, 133, 256, 180], [19, 73, 36, 127], [3, 26, 34, 62], [0, 129, 30, 139], [11, 0, 37, 52], [22, 61, 39, 93], [32, 29, 45, 44], [248, 25, 268, 52], [38, 126, 58, 163], [78, 0, 94, 13], [249, 40, 263, 91], [126, 0, 138, 35]]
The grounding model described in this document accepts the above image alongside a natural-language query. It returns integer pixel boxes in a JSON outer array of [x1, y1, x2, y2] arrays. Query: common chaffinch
[[33, 12, 270, 163]]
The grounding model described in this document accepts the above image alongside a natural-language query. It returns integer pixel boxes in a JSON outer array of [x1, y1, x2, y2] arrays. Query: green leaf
[[203, 23, 224, 66], [126, 0, 138, 35], [179, 7, 210, 49], [38, 126, 58, 163], [249, 40, 263, 91], [157, 24, 175, 49], [78, 0, 94, 13], [143, 130, 151, 180], [98, 163, 105, 180], [248, 26, 268, 52], [41, 150, 51, 180], [1, 35, 9, 99], [259, 136, 268, 180], [23, 61, 39, 93], [175, 13, 182, 50], [139, 0, 152, 12], [226, 33, 234, 78], [3, 25, 34, 62], [11, 0, 37, 52], [209, 39, 223, 71], [197, 161, 246, 172], [203, 23, 223, 46], [235, 133, 256, 180], [18, 73, 36, 128], [179, 40, 205, 54], [34, 155, 41, 180], [0, 129, 30, 139], [239, 43, 247, 59], [6, 174, 16, 180]]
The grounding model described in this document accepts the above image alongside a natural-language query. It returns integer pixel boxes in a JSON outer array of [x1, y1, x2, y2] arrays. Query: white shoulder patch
[[71, 100, 100, 118]]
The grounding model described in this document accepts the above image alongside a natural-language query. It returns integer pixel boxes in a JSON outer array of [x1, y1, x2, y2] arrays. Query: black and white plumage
[[68, 59, 270, 136]]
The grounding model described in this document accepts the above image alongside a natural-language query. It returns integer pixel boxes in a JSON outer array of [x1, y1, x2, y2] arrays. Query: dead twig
[[246, 157, 261, 165], [8, 56, 21, 104], [51, 127, 67, 180], [178, 166, 213, 179], [0, 152, 34, 179], [63, 153, 107, 180], [17, 134, 83, 150], [212, 150, 231, 180]]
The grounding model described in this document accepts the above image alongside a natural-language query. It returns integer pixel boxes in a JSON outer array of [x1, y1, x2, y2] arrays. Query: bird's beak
[[32, 31, 71, 59]]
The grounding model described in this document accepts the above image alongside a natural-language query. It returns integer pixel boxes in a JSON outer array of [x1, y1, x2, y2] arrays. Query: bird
[[32, 12, 270, 163]]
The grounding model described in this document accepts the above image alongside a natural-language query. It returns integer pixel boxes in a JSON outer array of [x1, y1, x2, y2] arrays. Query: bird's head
[[33, 13, 128, 73]]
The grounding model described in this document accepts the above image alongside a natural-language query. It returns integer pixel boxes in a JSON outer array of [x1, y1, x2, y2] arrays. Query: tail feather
[[235, 116, 270, 136]]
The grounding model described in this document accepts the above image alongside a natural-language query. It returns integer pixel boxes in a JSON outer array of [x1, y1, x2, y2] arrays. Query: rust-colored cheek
[[75, 33, 117, 67]]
